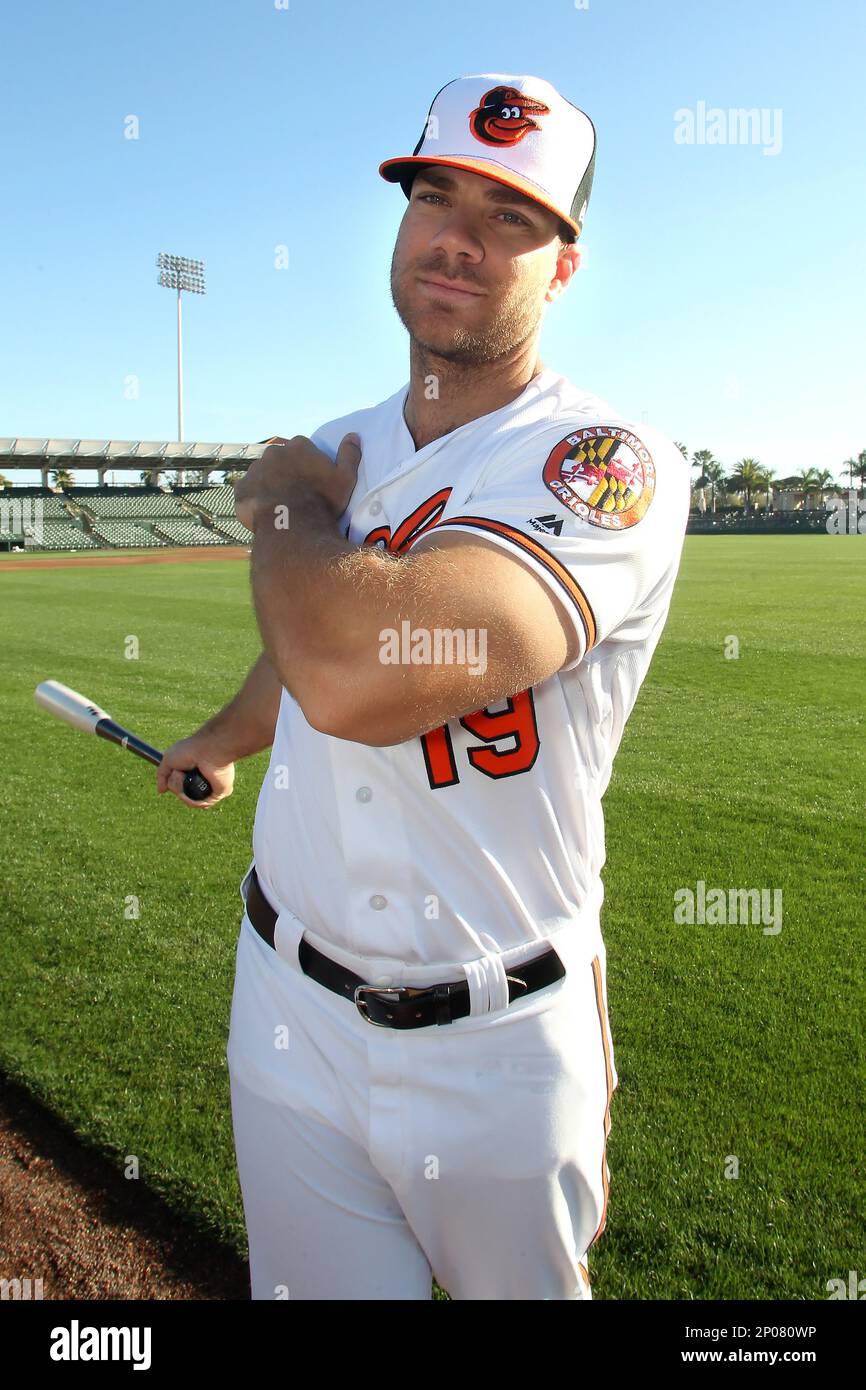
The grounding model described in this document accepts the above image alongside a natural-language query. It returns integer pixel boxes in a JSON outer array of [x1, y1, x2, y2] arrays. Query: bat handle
[[183, 767, 213, 801]]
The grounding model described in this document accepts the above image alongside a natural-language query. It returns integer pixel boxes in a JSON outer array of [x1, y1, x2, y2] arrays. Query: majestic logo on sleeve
[[543, 427, 656, 529], [469, 87, 550, 147]]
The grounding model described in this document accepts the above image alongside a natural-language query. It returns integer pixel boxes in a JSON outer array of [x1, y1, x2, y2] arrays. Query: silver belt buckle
[[354, 982, 437, 1027], [353, 984, 406, 1027]]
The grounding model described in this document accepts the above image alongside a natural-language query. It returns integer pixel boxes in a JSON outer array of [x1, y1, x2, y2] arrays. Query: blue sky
[[1, 0, 863, 485]]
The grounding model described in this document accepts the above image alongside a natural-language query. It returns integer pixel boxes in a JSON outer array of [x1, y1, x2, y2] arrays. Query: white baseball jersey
[[249, 366, 689, 970]]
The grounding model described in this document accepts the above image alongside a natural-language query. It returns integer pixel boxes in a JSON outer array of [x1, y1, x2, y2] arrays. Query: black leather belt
[[243, 865, 566, 1029]]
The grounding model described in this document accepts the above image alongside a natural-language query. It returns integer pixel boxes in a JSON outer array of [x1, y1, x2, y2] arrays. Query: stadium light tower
[[157, 252, 206, 484]]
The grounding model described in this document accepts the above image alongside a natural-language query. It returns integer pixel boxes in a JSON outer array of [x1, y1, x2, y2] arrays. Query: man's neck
[[402, 338, 546, 452]]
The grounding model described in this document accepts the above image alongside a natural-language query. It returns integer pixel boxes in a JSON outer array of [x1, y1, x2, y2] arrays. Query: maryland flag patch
[[543, 426, 655, 529]]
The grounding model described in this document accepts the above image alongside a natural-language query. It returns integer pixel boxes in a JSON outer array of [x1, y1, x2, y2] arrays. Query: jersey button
[[369, 895, 387, 910], [369, 501, 382, 515], [356, 786, 372, 802]]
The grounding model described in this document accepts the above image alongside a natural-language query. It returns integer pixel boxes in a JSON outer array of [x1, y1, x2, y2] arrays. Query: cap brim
[[378, 155, 582, 238]]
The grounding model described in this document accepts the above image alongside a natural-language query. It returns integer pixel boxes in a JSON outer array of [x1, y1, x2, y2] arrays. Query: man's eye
[[414, 194, 527, 225]]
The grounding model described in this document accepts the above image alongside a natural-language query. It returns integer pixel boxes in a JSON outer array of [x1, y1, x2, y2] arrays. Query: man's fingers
[[156, 763, 194, 801], [337, 431, 362, 459], [335, 432, 362, 476], [163, 766, 214, 806]]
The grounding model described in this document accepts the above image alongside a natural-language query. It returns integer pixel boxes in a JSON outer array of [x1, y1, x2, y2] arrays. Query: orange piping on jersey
[[578, 1260, 590, 1291], [435, 515, 597, 652], [588, 953, 617, 1248]]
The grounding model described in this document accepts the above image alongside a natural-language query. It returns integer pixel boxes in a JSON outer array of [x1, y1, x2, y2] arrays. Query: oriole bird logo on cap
[[468, 86, 550, 147]]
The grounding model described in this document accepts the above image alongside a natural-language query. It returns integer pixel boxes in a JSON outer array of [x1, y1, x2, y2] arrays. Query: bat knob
[[183, 768, 213, 801]]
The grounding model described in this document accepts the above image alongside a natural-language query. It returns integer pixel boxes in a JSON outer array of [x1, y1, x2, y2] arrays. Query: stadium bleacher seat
[[211, 517, 252, 543], [28, 520, 102, 550], [2, 483, 251, 551], [152, 518, 228, 546], [33, 493, 72, 520], [0, 488, 103, 549], [183, 484, 237, 518], [178, 483, 250, 543], [71, 489, 188, 520], [91, 520, 167, 548]]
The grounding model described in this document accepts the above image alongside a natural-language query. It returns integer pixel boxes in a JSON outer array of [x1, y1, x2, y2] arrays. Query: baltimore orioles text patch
[[543, 426, 656, 529]]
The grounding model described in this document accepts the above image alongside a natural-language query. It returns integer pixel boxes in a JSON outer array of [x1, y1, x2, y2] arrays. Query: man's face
[[389, 165, 578, 365]]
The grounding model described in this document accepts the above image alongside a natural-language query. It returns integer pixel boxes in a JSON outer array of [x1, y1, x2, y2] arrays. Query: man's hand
[[234, 433, 362, 533], [157, 731, 236, 809]]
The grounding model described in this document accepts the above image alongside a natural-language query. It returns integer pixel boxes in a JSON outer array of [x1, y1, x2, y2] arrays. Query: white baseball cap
[[379, 73, 597, 240]]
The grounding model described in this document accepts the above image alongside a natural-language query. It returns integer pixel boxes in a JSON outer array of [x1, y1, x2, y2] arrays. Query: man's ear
[[545, 243, 581, 303]]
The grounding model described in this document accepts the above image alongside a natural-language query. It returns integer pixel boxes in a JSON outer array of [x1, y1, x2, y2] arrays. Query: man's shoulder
[[476, 372, 690, 536], [498, 372, 689, 484], [530, 372, 684, 462], [533, 369, 619, 426], [307, 385, 406, 456]]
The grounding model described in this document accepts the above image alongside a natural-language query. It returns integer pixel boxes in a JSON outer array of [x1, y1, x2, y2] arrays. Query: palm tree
[[690, 448, 715, 512], [50, 468, 75, 492], [691, 448, 715, 480], [728, 459, 763, 515], [757, 466, 776, 512], [812, 469, 833, 507], [0, 473, 10, 492], [674, 441, 688, 460], [793, 467, 819, 509], [701, 460, 727, 513], [840, 452, 865, 490]]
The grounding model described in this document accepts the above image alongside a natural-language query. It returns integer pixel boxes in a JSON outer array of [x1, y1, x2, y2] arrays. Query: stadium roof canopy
[[0, 438, 266, 468]]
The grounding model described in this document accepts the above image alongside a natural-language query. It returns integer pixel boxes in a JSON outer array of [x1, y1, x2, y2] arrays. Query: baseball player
[[159, 73, 690, 1300]]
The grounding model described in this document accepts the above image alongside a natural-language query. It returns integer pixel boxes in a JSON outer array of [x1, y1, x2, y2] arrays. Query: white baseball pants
[[226, 885, 618, 1301]]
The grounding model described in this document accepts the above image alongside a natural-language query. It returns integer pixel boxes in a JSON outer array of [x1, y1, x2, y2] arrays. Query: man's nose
[[428, 208, 484, 261]]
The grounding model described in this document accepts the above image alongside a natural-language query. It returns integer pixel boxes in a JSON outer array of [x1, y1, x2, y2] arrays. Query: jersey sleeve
[[431, 421, 690, 671]]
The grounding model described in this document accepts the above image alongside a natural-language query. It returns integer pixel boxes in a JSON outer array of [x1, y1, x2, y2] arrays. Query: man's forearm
[[249, 487, 399, 711], [199, 651, 284, 760]]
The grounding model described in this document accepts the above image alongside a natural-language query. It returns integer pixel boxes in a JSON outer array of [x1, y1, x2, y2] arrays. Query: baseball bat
[[34, 680, 213, 801]]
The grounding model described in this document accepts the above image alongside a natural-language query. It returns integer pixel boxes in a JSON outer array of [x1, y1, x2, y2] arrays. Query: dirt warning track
[[0, 546, 250, 572]]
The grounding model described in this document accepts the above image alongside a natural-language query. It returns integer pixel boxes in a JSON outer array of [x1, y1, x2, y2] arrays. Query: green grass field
[[1, 536, 864, 1299]]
